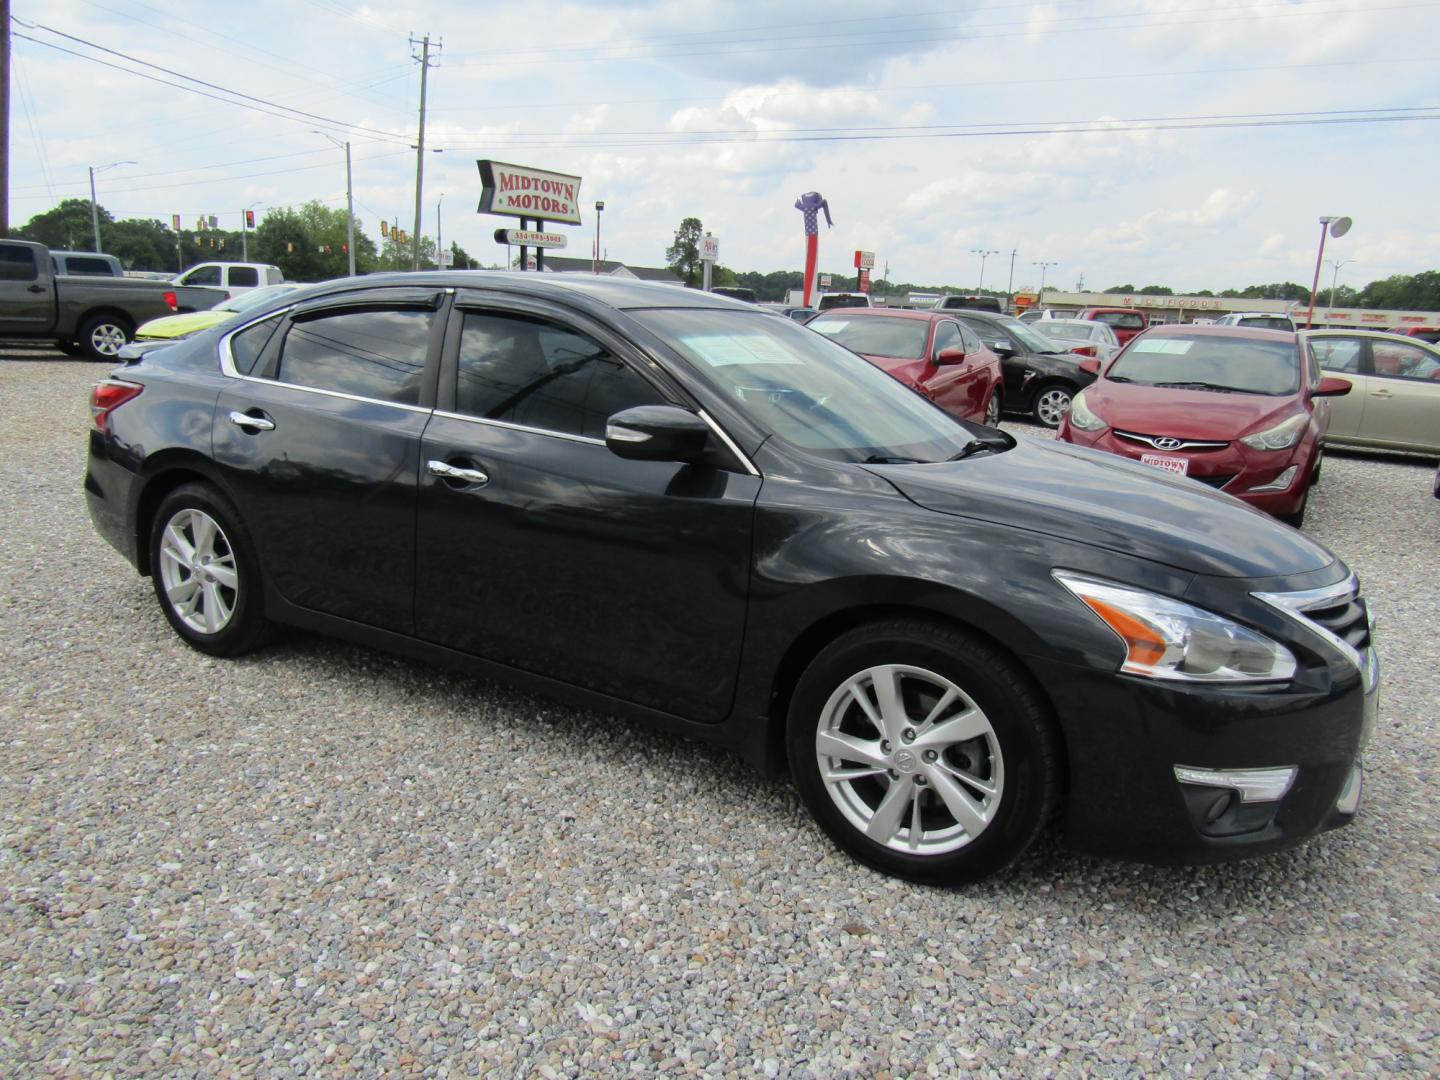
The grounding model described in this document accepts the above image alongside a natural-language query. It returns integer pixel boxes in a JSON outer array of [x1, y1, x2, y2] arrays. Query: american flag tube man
[[794, 192, 833, 308]]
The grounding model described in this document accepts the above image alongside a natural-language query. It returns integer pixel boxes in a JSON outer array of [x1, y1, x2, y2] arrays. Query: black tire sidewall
[[149, 483, 268, 656], [787, 622, 1056, 885], [79, 314, 132, 362]]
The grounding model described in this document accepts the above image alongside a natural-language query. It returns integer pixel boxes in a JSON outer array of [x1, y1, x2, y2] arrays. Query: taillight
[[91, 379, 143, 429], [1072, 344, 1097, 357], [163, 290, 178, 311]]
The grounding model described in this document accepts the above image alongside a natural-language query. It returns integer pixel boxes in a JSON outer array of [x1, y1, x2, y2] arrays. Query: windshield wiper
[[946, 441, 990, 461], [864, 455, 923, 464], [1154, 381, 1239, 393], [1106, 375, 1133, 382]]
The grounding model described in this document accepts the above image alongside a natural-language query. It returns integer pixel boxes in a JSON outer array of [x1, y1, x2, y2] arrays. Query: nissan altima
[[85, 274, 1378, 885]]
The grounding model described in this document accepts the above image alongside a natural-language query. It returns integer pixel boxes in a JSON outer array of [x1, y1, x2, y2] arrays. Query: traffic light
[[341, 244, 348, 254], [380, 220, 389, 238], [218, 238, 226, 250], [245, 210, 256, 229], [286, 242, 294, 253]]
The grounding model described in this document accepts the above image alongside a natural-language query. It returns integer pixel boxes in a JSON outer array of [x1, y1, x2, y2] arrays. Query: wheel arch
[[133, 454, 235, 576], [75, 306, 137, 336], [759, 595, 1068, 783]]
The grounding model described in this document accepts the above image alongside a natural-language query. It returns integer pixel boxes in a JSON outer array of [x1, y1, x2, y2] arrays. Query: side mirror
[[605, 404, 710, 463], [1314, 376, 1352, 397], [934, 347, 968, 365], [989, 339, 1016, 357], [1077, 357, 1102, 377]]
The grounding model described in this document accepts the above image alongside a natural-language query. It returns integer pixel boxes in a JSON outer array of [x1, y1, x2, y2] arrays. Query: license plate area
[[1140, 452, 1189, 476]]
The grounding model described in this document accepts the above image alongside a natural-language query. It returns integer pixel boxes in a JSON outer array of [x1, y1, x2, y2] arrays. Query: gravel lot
[[2, 354, 1436, 1077]]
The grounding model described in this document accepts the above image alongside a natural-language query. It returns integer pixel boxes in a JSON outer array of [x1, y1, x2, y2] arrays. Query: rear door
[[414, 293, 761, 721], [1364, 338, 1440, 452], [213, 287, 446, 632]]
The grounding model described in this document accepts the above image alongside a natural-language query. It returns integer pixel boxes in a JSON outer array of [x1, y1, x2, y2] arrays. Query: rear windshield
[[1094, 312, 1146, 330], [1108, 335, 1299, 395], [1237, 316, 1294, 332], [1031, 322, 1095, 343], [810, 315, 929, 359]]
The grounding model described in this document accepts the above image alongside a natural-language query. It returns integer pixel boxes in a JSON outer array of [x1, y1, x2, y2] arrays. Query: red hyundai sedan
[[808, 309, 1004, 426], [1056, 326, 1351, 526]]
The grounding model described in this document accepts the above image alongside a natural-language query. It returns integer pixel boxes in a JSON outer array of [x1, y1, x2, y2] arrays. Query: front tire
[[787, 619, 1060, 885], [78, 313, 133, 361], [149, 483, 271, 656], [1032, 384, 1074, 428]]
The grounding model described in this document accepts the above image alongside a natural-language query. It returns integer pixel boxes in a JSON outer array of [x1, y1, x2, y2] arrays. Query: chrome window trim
[[698, 409, 760, 477], [1253, 573, 1365, 673], [226, 373, 433, 415], [218, 306, 297, 378], [430, 410, 606, 447]]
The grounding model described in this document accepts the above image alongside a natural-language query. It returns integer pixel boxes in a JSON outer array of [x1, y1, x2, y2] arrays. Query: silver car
[[1302, 330, 1440, 454], [1031, 318, 1121, 361]]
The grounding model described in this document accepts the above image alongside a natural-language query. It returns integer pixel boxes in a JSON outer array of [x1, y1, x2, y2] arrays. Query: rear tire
[[149, 483, 272, 656], [78, 313, 133, 361], [984, 389, 1002, 427], [1279, 486, 1309, 529], [787, 619, 1060, 885]]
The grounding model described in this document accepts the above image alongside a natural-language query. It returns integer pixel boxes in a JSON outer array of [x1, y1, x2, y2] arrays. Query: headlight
[[1240, 413, 1307, 451], [1067, 390, 1106, 431], [1054, 572, 1297, 683]]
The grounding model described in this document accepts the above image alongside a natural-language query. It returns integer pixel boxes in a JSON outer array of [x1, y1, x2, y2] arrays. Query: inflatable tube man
[[794, 192, 833, 307]]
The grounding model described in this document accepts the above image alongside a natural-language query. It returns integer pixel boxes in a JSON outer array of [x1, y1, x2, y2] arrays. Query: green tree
[[1138, 285, 1173, 296], [1105, 283, 1136, 293], [665, 217, 704, 287], [1357, 271, 1440, 311], [17, 198, 108, 251], [449, 241, 477, 270]]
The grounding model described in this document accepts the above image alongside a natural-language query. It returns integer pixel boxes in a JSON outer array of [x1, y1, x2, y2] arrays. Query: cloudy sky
[[10, 0, 1439, 293]]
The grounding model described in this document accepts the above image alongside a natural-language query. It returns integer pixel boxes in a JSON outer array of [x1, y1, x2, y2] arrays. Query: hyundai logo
[[1152, 437, 1184, 450]]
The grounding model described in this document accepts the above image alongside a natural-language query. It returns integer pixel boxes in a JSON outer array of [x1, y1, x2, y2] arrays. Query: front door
[[415, 298, 760, 721], [0, 245, 54, 332]]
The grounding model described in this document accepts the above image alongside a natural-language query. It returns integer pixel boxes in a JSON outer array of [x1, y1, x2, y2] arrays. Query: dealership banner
[[478, 161, 583, 225]]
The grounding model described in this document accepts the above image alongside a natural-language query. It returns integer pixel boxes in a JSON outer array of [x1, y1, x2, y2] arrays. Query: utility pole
[[437, 193, 444, 266], [971, 248, 998, 293], [1005, 248, 1018, 309], [410, 33, 440, 272], [1, 0, 10, 237]]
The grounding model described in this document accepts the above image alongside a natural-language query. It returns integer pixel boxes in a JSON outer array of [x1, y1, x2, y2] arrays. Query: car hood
[[135, 310, 232, 340], [868, 438, 1335, 578], [1084, 381, 1298, 438]]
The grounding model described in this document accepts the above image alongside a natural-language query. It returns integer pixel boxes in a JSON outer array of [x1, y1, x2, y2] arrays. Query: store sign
[[494, 229, 568, 249], [819, 274, 833, 288], [854, 250, 875, 270], [701, 235, 720, 262], [1122, 295, 1223, 310], [478, 160, 583, 224]]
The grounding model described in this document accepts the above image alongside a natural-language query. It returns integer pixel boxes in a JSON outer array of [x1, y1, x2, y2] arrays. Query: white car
[[1031, 318, 1122, 360], [1215, 312, 1296, 332]]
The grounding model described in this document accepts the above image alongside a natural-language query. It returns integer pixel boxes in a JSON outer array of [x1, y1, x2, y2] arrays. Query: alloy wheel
[[1034, 387, 1072, 428], [814, 663, 1004, 855], [90, 322, 128, 357], [157, 508, 239, 635]]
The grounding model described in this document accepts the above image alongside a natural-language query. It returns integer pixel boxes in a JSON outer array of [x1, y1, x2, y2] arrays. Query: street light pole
[[437, 193, 444, 266], [314, 132, 356, 277], [1033, 260, 1057, 299], [1327, 258, 1352, 308], [594, 200, 605, 274], [1005, 248, 1018, 308], [87, 161, 133, 253], [971, 248, 998, 293], [1305, 215, 1351, 329]]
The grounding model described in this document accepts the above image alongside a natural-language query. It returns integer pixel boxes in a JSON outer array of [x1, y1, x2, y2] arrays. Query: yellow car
[[135, 283, 300, 340]]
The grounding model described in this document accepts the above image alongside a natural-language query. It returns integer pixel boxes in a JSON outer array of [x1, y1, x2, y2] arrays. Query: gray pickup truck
[[0, 239, 185, 359]]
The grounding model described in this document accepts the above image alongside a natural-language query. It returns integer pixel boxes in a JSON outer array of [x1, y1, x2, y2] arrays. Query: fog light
[[1174, 765, 1296, 803], [1248, 466, 1298, 493]]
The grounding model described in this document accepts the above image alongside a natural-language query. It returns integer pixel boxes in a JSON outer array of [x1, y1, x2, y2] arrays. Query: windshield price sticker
[[1133, 339, 1195, 355], [679, 332, 799, 368], [1140, 453, 1189, 476]]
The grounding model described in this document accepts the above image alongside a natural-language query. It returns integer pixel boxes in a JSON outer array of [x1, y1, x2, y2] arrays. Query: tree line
[[13, 198, 485, 280]]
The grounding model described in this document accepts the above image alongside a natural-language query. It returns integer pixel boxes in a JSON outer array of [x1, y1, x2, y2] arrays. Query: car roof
[[1142, 324, 1295, 342], [307, 270, 744, 312], [1303, 328, 1440, 346], [810, 307, 946, 322]]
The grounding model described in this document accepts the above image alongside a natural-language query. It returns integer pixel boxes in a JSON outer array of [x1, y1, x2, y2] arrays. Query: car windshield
[[1037, 322, 1098, 343], [1107, 335, 1299, 395], [808, 315, 929, 359], [635, 309, 977, 464]]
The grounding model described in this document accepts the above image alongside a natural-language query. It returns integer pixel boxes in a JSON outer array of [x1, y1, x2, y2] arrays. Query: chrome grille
[[1114, 429, 1230, 452], [1253, 574, 1372, 672]]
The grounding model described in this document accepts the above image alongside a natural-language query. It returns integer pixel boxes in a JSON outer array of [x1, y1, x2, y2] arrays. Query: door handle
[[428, 459, 490, 486], [228, 410, 275, 432], [1369, 389, 1394, 398], [27, 284, 45, 294]]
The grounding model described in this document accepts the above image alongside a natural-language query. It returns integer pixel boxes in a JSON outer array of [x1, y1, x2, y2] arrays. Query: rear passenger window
[[455, 311, 666, 439], [0, 246, 37, 281], [276, 308, 433, 405], [64, 257, 114, 276], [229, 316, 282, 376], [229, 267, 260, 288]]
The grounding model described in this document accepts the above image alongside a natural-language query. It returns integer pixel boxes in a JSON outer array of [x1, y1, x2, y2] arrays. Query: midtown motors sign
[[478, 161, 583, 225]]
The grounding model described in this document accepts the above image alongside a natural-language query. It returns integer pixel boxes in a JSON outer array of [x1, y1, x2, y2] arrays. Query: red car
[[1076, 307, 1148, 346], [1056, 325, 1351, 526], [808, 308, 1004, 425]]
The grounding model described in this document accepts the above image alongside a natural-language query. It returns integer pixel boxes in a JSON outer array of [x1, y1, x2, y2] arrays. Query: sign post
[[700, 233, 720, 291], [854, 249, 875, 294], [478, 160, 583, 271]]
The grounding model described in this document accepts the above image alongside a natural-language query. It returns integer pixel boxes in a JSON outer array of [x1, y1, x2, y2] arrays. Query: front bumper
[[1061, 425, 1313, 517], [1031, 645, 1377, 865]]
